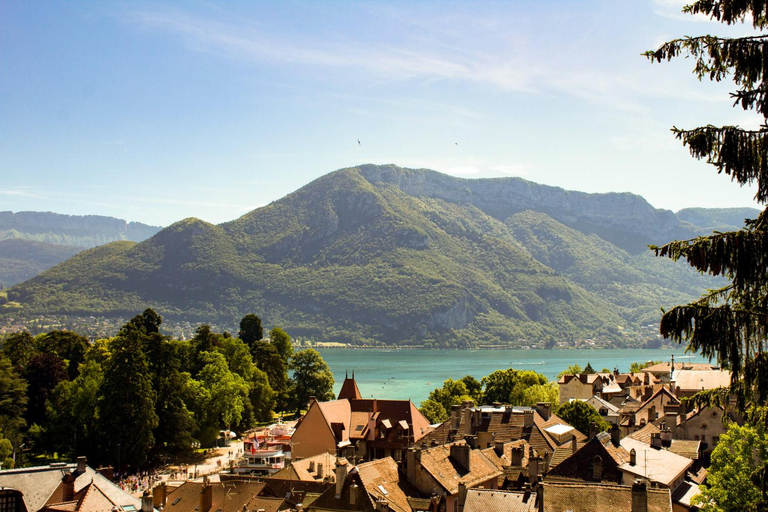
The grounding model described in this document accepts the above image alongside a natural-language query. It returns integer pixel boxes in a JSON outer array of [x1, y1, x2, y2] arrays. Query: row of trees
[[418, 367, 609, 434], [0, 309, 335, 471], [418, 368, 559, 423]]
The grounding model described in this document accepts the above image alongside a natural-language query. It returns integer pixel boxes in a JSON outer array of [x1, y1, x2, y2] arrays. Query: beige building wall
[[293, 402, 337, 460]]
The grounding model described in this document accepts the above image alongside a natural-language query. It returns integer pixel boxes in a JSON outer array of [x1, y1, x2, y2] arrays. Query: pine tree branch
[[671, 125, 768, 202], [652, 222, 768, 288], [645, 35, 768, 90], [683, 0, 768, 29]]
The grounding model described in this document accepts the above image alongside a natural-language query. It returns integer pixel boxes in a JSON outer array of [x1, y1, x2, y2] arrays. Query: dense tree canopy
[[289, 349, 335, 411], [693, 422, 768, 511], [557, 400, 610, 436], [646, 0, 768, 412], [239, 313, 263, 348]]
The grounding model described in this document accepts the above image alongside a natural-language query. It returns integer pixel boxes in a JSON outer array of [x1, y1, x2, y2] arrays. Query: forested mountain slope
[[1, 165, 755, 347]]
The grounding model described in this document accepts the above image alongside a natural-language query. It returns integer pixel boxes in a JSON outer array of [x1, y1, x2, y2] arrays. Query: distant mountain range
[[0, 165, 758, 347], [0, 212, 162, 287]]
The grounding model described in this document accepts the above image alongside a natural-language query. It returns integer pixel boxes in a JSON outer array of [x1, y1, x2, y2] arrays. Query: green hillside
[[0, 239, 84, 288], [0, 165, 730, 347]]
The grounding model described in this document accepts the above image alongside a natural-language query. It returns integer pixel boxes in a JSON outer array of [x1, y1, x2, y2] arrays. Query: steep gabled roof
[[338, 376, 363, 401], [546, 432, 630, 484], [417, 442, 502, 495], [357, 458, 414, 512]]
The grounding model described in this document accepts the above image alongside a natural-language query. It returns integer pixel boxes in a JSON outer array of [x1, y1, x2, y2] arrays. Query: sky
[[0, 0, 763, 227]]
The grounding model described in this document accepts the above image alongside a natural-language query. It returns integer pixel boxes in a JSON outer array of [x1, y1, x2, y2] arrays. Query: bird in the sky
[[358, 139, 361, 145]]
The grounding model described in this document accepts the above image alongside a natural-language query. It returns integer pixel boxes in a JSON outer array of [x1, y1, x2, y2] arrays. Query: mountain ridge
[[1, 165, 756, 346]]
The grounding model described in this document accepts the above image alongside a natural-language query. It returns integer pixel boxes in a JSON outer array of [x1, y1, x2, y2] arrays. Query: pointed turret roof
[[338, 371, 362, 400]]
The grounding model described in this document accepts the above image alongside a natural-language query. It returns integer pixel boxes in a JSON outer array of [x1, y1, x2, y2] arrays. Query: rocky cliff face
[[0, 211, 161, 246], [358, 164, 690, 253]]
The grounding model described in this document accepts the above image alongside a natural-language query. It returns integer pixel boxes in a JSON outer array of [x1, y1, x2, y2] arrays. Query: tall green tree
[[45, 357, 103, 461], [252, 340, 290, 411], [239, 314, 263, 348], [23, 352, 68, 427], [97, 326, 158, 470], [289, 349, 335, 411], [1, 331, 37, 372], [645, 1, 768, 411], [270, 327, 293, 362], [0, 353, 27, 450], [35, 330, 89, 380]]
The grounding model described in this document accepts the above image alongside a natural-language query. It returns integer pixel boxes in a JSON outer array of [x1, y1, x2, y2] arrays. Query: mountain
[[0, 211, 163, 287], [0, 165, 753, 347], [0, 239, 84, 288], [0, 211, 162, 247]]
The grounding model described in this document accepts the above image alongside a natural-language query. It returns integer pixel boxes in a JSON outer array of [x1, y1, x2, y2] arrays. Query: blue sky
[[0, 1, 761, 227]]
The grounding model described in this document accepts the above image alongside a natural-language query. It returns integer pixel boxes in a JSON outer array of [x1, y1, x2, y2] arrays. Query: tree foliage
[[557, 400, 610, 436], [239, 313, 263, 348], [419, 399, 448, 424], [645, 0, 768, 412], [289, 349, 334, 411], [693, 421, 768, 511]]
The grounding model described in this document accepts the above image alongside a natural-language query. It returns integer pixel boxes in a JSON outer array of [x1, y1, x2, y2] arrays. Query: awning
[[381, 419, 392, 429], [398, 420, 409, 430]]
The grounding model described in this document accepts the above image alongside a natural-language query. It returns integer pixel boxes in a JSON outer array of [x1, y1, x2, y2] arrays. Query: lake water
[[315, 348, 711, 405]]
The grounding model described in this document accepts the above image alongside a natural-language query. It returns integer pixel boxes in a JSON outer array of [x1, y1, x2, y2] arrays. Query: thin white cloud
[[0, 189, 48, 199], [121, 7, 546, 93]]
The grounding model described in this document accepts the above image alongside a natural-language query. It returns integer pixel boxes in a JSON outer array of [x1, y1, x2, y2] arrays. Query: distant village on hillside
[[0, 359, 733, 512]]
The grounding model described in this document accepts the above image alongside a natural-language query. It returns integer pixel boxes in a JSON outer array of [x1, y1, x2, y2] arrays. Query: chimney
[[477, 431, 493, 449], [511, 446, 524, 466], [650, 433, 662, 450], [141, 491, 153, 512], [632, 480, 648, 512], [153, 482, 167, 509], [610, 424, 621, 446], [450, 442, 471, 471], [571, 435, 577, 454], [592, 455, 602, 481], [660, 423, 673, 446], [76, 456, 87, 475], [463, 406, 473, 434], [376, 498, 389, 512], [536, 402, 552, 421], [494, 440, 505, 457], [309, 460, 315, 472], [523, 410, 534, 428], [97, 465, 114, 482], [335, 458, 348, 498], [543, 451, 549, 474], [464, 435, 477, 449], [62, 471, 76, 501], [349, 483, 358, 506], [458, 483, 467, 512], [451, 405, 461, 429], [589, 422, 598, 440], [406, 447, 419, 483], [317, 463, 324, 479], [200, 478, 213, 512], [529, 456, 541, 485], [630, 448, 637, 466]]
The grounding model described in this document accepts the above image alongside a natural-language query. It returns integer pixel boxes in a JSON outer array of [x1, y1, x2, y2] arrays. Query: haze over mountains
[[0, 212, 162, 288], [1, 165, 757, 347]]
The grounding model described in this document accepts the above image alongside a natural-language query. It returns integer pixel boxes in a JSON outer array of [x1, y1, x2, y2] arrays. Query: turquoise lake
[[315, 348, 711, 405]]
